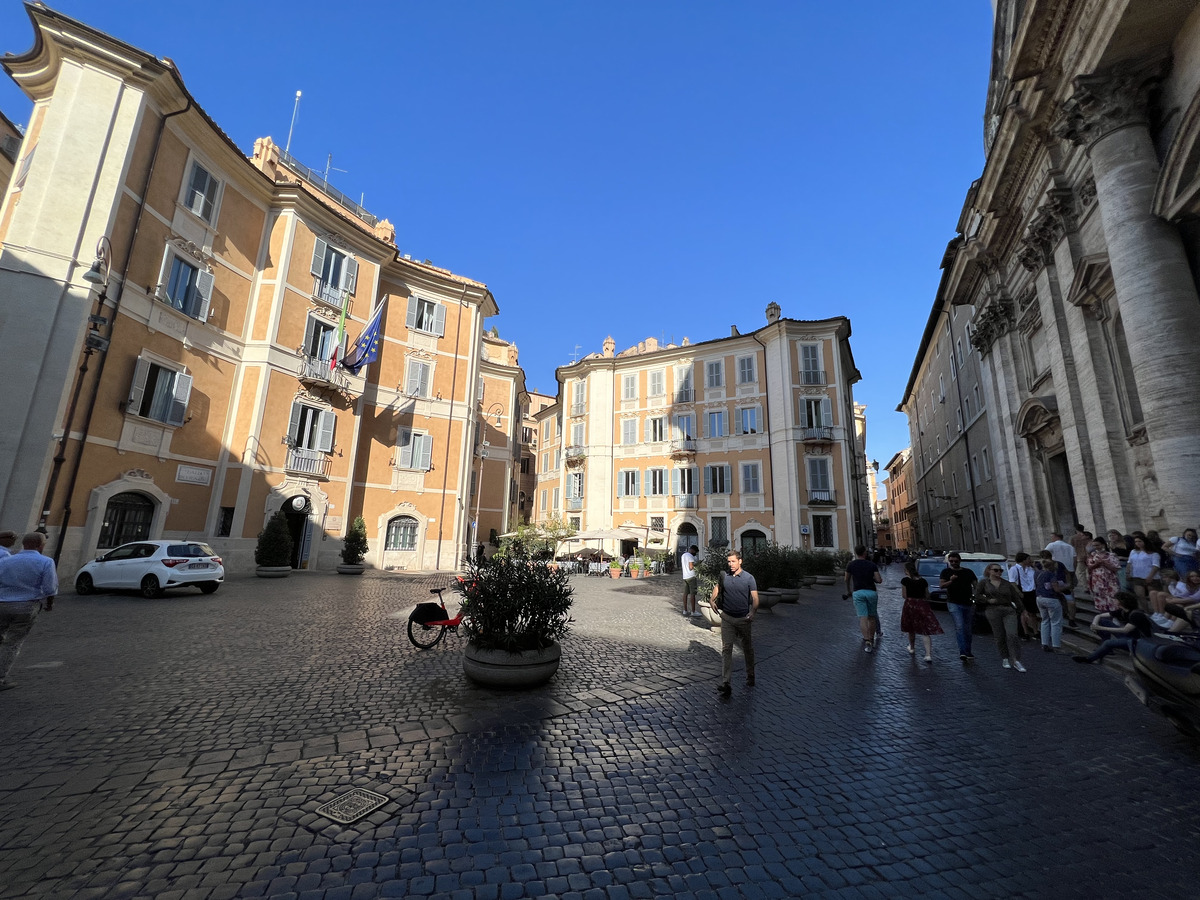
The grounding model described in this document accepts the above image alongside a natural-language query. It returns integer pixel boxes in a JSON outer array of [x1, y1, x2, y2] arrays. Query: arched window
[[741, 529, 768, 554], [385, 516, 419, 551], [98, 492, 155, 549]]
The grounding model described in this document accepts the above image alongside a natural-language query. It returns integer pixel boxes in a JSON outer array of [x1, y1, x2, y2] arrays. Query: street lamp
[[470, 440, 490, 564]]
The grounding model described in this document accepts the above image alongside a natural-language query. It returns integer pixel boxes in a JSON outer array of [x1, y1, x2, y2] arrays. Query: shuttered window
[[127, 357, 192, 427]]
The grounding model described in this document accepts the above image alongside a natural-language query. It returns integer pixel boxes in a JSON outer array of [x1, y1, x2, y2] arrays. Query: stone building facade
[[883, 448, 918, 552], [932, 0, 1200, 549]]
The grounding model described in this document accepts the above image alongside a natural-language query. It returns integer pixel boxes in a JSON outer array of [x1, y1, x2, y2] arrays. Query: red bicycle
[[407, 586, 464, 649]]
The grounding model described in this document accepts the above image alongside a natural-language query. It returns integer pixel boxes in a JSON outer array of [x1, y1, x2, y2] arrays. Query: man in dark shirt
[[1073, 591, 1151, 664], [710, 550, 758, 696], [845, 545, 882, 653], [940, 553, 978, 662]]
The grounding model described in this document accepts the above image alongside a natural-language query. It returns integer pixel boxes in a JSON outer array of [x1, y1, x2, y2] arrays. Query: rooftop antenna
[[285, 90, 301, 153], [323, 153, 347, 183], [571, 344, 582, 363]]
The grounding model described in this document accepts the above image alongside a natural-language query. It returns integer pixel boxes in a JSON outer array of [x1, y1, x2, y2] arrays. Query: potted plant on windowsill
[[255, 510, 293, 578], [455, 552, 574, 688], [337, 516, 368, 574]]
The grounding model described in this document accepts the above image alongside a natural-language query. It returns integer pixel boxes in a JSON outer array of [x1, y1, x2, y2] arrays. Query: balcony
[[311, 276, 347, 310], [297, 353, 353, 393], [801, 426, 833, 442], [565, 445, 587, 467], [286, 447, 331, 480], [800, 369, 827, 385], [808, 489, 836, 505], [676, 494, 698, 509], [566, 498, 583, 511], [669, 439, 697, 458], [570, 403, 586, 416], [674, 389, 695, 403]]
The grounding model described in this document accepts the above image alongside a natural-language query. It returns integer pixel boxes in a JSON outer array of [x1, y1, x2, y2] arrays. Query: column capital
[[1017, 189, 1074, 272], [969, 298, 1014, 357], [1054, 59, 1168, 148]]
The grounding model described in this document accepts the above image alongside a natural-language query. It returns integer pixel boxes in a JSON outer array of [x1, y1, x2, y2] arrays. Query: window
[[542, 420, 551, 441], [520, 457, 530, 474], [216, 507, 234, 538], [952, 472, 958, 496], [955, 408, 963, 432], [405, 294, 445, 336], [737, 356, 756, 384], [622, 419, 638, 445], [963, 461, 970, 490], [552, 487, 560, 509], [710, 516, 729, 547], [706, 410, 726, 438], [128, 357, 192, 426], [571, 380, 586, 413], [972, 455, 981, 486], [800, 344, 824, 384], [950, 351, 957, 380], [304, 316, 339, 362], [395, 429, 433, 470], [674, 466, 697, 495], [571, 422, 585, 447], [812, 514, 834, 548], [541, 450, 551, 470], [477, 376, 484, 402], [989, 502, 999, 537], [978, 505, 988, 537], [981, 447, 991, 480], [405, 358, 432, 398], [705, 360, 724, 388], [806, 458, 832, 500], [675, 414, 694, 440], [738, 407, 759, 435], [956, 340, 964, 368], [385, 516, 419, 551], [939, 374, 945, 401], [163, 254, 214, 320], [568, 516, 581, 531], [183, 161, 220, 223], [311, 240, 359, 304], [289, 402, 335, 452], [647, 468, 667, 495], [554, 449, 561, 469], [97, 494, 154, 549], [803, 397, 833, 428], [567, 471, 584, 499], [647, 417, 666, 443], [522, 427, 532, 445], [704, 464, 732, 494], [742, 463, 760, 494], [622, 374, 637, 400], [618, 470, 640, 497], [540, 490, 547, 511], [649, 370, 665, 396], [964, 395, 971, 420], [651, 516, 665, 532], [741, 529, 768, 554], [974, 384, 982, 409], [675, 366, 694, 402]]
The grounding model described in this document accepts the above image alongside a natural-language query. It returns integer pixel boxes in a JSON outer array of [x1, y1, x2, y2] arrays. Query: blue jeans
[[1087, 635, 1135, 662], [1037, 595, 1063, 648], [947, 603, 974, 655]]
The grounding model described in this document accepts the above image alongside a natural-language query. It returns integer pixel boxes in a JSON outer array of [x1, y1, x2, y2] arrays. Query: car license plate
[[188, 563, 210, 570]]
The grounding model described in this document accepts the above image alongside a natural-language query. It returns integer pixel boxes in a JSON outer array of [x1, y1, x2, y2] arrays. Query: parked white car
[[75, 540, 224, 598]]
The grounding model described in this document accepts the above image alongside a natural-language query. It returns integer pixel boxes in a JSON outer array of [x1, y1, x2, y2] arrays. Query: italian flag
[[330, 294, 349, 372]]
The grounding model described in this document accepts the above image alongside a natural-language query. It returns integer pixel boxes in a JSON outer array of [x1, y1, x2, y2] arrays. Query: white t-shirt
[[1167, 536, 1198, 559], [1045, 539, 1075, 570], [1127, 550, 1160, 579], [1008, 563, 1036, 591], [680, 552, 696, 579], [1170, 581, 1200, 601]]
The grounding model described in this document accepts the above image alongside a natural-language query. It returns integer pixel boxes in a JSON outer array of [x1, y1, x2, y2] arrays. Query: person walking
[[0, 532, 58, 691], [1046, 531, 1078, 625], [1007, 553, 1039, 639], [844, 544, 882, 653], [940, 553, 978, 662], [900, 559, 942, 663], [975, 563, 1026, 671], [1086, 537, 1121, 613], [1035, 550, 1068, 652], [709, 550, 757, 696], [680, 544, 699, 617]]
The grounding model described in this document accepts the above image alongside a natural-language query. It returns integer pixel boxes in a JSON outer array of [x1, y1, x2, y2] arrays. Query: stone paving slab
[[0, 566, 1198, 898]]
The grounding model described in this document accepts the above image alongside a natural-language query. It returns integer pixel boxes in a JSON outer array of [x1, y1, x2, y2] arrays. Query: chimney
[[730, 325, 740, 336], [602, 336, 615, 358], [766, 302, 781, 324]]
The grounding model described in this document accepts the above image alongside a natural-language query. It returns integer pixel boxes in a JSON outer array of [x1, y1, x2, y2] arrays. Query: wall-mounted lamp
[[82, 235, 112, 288]]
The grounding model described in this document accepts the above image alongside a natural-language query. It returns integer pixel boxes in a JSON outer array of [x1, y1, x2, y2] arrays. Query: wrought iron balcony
[[800, 369, 827, 385], [808, 489, 836, 505], [286, 447, 331, 480], [801, 426, 834, 442], [311, 277, 347, 310], [297, 353, 353, 392], [570, 403, 586, 416], [674, 389, 695, 403], [565, 446, 587, 467], [676, 494, 698, 509], [566, 498, 583, 511], [669, 439, 697, 458]]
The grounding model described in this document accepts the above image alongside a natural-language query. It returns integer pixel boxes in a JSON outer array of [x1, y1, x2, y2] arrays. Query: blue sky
[[0, 1, 994, 478]]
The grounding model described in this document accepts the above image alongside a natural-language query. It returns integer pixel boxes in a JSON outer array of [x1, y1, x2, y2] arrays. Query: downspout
[[50, 94, 193, 563], [952, 324, 981, 548], [435, 284, 470, 568], [749, 329, 775, 516]]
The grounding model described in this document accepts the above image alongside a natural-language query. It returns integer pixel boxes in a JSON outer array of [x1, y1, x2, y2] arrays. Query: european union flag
[[341, 300, 386, 374]]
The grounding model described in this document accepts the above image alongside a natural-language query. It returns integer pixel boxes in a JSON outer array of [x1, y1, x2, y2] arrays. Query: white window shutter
[[287, 403, 302, 445], [397, 429, 414, 468], [127, 356, 151, 413], [417, 434, 433, 470], [632, 471, 640, 497], [310, 238, 328, 277], [644, 418, 652, 442], [821, 397, 832, 426], [343, 257, 359, 294], [704, 466, 713, 495], [405, 359, 418, 394], [316, 410, 336, 453], [418, 362, 430, 397], [405, 295, 419, 329], [194, 269, 214, 321], [303, 317, 317, 354], [432, 303, 446, 337], [165, 372, 192, 426], [723, 465, 732, 494], [617, 474, 625, 498], [671, 468, 679, 496]]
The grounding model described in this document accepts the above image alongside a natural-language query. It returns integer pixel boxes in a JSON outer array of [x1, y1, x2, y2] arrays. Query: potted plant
[[609, 560, 622, 579], [255, 510, 293, 578], [455, 553, 574, 688], [628, 558, 641, 579], [338, 516, 368, 574]]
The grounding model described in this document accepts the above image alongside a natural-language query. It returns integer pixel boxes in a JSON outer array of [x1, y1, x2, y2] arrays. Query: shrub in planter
[[456, 554, 574, 653], [341, 516, 368, 566], [255, 510, 294, 568]]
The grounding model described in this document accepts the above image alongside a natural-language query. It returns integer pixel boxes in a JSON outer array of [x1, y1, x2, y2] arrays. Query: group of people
[[0, 529, 59, 692]]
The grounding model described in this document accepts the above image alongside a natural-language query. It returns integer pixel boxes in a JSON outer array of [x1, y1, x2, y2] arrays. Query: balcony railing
[[278, 147, 379, 227], [570, 403, 586, 416], [808, 489, 836, 505], [676, 494, 698, 509], [669, 439, 697, 457], [298, 353, 351, 392], [566, 498, 583, 511], [286, 447, 331, 480], [800, 369, 827, 385], [312, 277, 347, 309], [801, 426, 833, 442], [674, 389, 695, 403]]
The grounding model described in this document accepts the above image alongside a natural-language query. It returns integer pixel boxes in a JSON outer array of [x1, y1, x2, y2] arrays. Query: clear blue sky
[[0, 1, 994, 475]]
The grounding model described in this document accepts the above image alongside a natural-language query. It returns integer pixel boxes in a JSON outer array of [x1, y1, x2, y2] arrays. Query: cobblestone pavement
[[2, 564, 1199, 899]]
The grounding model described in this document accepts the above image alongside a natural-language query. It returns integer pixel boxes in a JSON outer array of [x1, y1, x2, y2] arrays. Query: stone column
[[1057, 63, 1200, 528]]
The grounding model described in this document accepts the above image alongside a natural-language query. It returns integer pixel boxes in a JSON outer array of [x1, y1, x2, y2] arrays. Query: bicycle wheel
[[408, 617, 447, 649]]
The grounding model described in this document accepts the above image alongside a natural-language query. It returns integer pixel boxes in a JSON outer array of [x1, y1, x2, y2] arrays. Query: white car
[[75, 540, 225, 598]]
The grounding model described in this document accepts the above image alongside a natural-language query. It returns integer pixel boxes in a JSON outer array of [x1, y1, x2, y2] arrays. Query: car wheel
[[76, 573, 95, 595], [141, 574, 163, 598], [199, 582, 219, 595]]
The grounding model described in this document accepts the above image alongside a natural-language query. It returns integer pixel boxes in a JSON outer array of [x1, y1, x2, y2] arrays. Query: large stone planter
[[336, 563, 365, 575], [814, 575, 837, 585], [463, 642, 561, 688], [255, 565, 291, 579], [776, 588, 801, 603], [700, 604, 722, 627], [800, 576, 818, 589], [757, 589, 782, 610]]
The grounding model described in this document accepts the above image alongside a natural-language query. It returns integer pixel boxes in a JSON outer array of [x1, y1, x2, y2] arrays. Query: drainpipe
[[435, 284, 470, 568], [749, 329, 775, 516], [49, 94, 193, 563]]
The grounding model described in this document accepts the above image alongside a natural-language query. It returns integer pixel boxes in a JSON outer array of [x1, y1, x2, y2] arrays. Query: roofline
[[897, 236, 962, 412]]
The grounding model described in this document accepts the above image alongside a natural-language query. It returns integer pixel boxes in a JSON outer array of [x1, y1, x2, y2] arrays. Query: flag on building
[[330, 295, 349, 372], [340, 300, 386, 374]]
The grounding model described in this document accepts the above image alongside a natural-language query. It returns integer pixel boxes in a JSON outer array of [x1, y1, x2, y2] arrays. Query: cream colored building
[[883, 448, 918, 551], [0, 6, 521, 575], [531, 304, 867, 557]]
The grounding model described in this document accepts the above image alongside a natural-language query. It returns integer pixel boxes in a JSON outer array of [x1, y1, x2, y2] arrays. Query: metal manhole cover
[[316, 788, 389, 825]]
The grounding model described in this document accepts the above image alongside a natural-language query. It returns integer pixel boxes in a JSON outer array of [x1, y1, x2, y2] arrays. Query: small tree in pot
[[455, 552, 574, 687], [338, 516, 368, 574], [255, 510, 293, 578]]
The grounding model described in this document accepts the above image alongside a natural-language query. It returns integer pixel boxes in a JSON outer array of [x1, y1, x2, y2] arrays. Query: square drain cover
[[316, 788, 389, 825]]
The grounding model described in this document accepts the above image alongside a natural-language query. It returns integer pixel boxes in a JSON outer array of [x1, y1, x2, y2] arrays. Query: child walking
[[901, 560, 943, 663]]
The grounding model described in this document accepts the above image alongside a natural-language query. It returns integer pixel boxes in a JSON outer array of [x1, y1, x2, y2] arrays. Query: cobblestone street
[[2, 565, 1198, 899]]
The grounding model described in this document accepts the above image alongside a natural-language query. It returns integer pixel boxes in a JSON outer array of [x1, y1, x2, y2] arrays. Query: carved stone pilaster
[[1017, 190, 1075, 272], [969, 299, 1014, 356], [1053, 59, 1167, 148], [1077, 176, 1097, 209]]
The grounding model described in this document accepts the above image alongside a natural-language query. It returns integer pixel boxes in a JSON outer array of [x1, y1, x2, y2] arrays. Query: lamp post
[[40, 236, 112, 549], [470, 440, 489, 564]]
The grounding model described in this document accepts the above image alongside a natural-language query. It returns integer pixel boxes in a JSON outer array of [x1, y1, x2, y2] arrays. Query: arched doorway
[[675, 523, 699, 564], [741, 529, 768, 554], [282, 495, 313, 569], [98, 492, 155, 549]]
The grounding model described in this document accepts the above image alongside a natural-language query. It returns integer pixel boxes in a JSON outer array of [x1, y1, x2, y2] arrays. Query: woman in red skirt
[[901, 559, 943, 663]]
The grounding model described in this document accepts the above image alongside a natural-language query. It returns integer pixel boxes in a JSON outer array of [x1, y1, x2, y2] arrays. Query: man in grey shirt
[[709, 550, 758, 696]]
